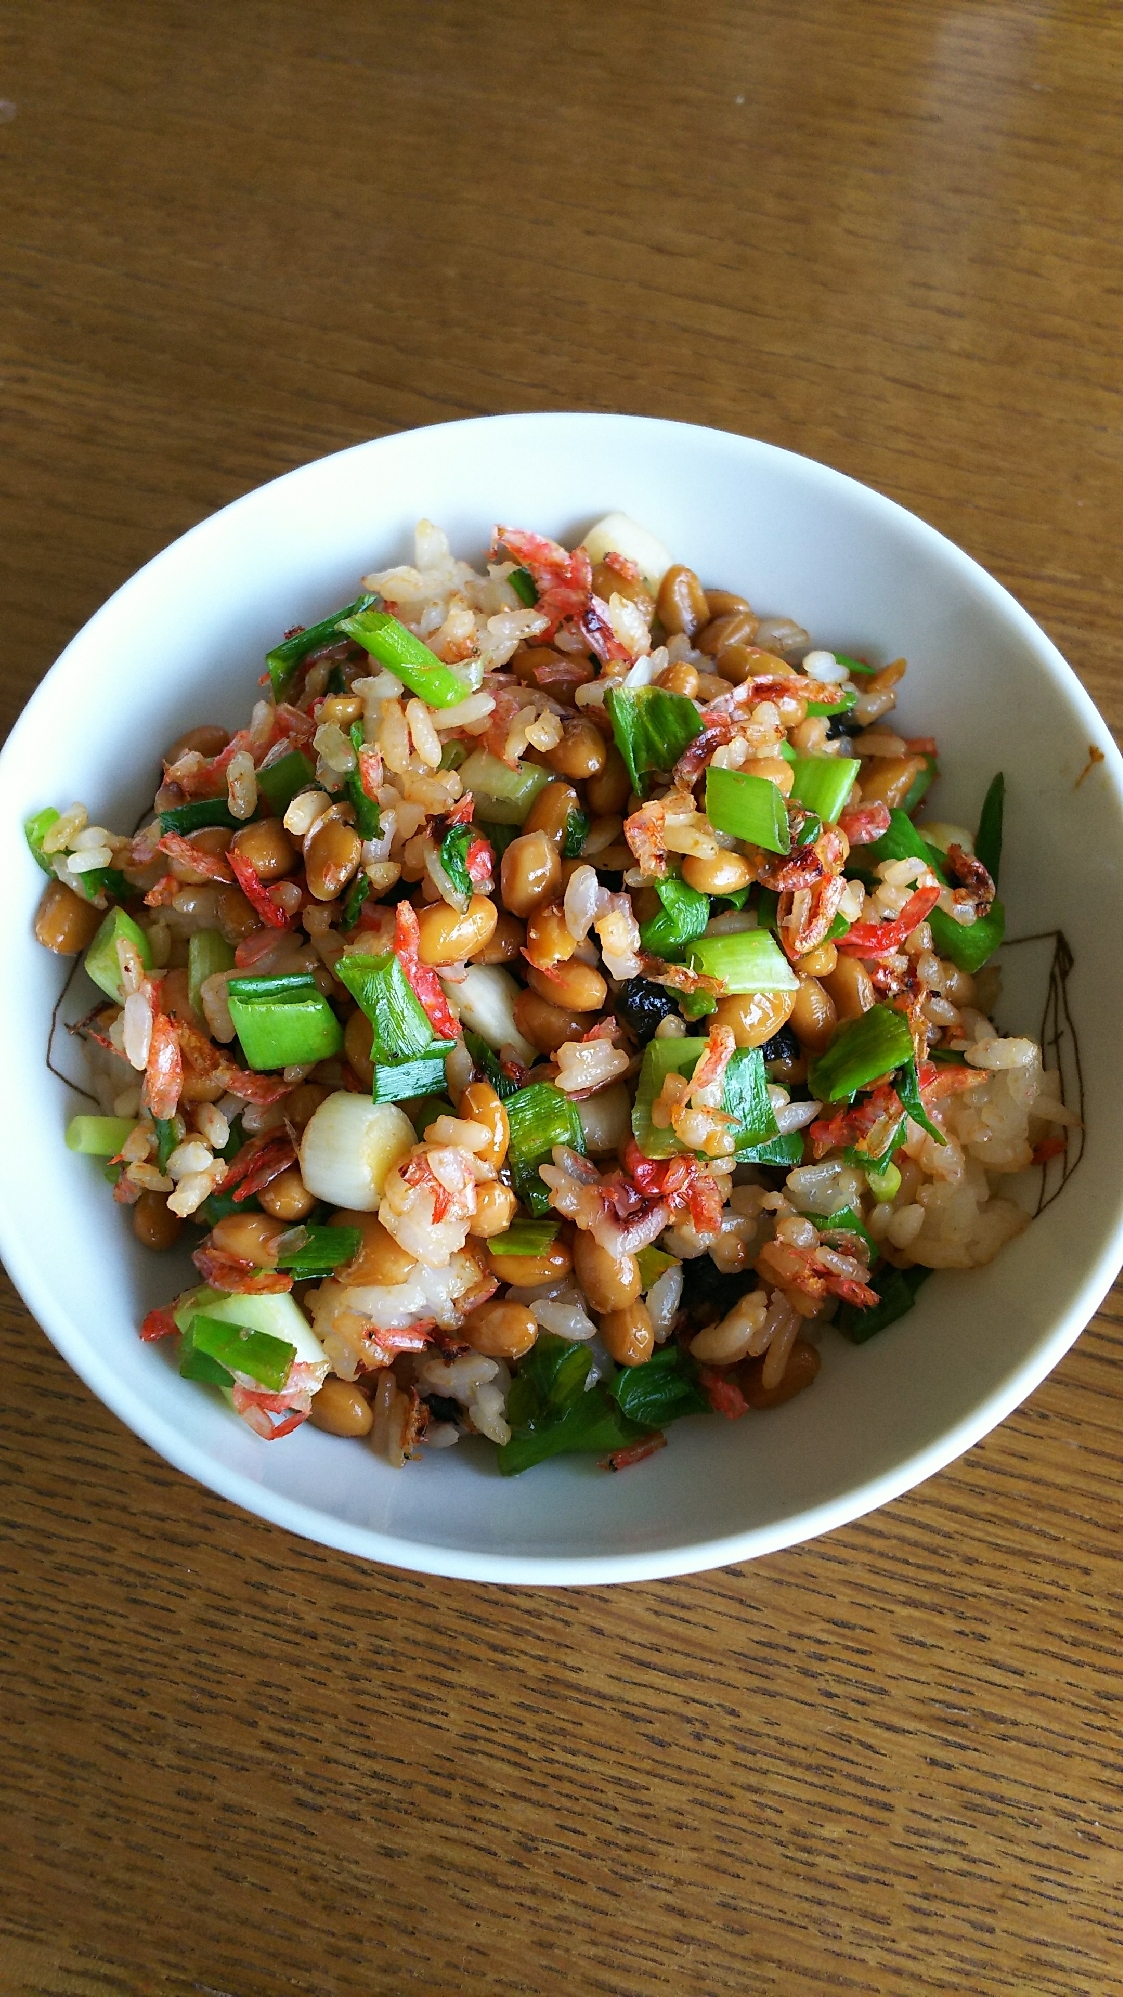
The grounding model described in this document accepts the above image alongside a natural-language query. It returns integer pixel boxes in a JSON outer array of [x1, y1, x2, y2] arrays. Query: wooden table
[[3, 4, 1122, 1991]]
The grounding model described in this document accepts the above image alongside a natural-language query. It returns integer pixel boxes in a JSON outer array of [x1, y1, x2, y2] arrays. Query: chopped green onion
[[974, 772, 1004, 886], [463, 1029, 521, 1100], [187, 930, 236, 1017], [836, 1265, 932, 1344], [815, 1205, 876, 1254], [636, 1245, 680, 1290], [900, 751, 937, 814], [756, 886, 779, 934], [226, 974, 344, 1070], [723, 1046, 784, 1156], [833, 652, 876, 676], [266, 591, 377, 699], [440, 739, 466, 771], [928, 899, 1005, 973], [805, 686, 857, 718], [605, 686, 703, 798], [336, 952, 438, 1061], [638, 876, 711, 959], [477, 819, 521, 858], [807, 1004, 914, 1102], [826, 912, 851, 941], [498, 1383, 650, 1476], [345, 723, 381, 840], [405, 1092, 455, 1134], [563, 808, 591, 861], [608, 1344, 708, 1425], [82, 866, 129, 904], [154, 1117, 181, 1172], [685, 929, 799, 996], [457, 749, 551, 825], [178, 1321, 235, 1387], [159, 797, 239, 836], [339, 873, 371, 932], [188, 1313, 296, 1391], [506, 1332, 592, 1433], [489, 1219, 560, 1257], [25, 807, 61, 875], [777, 740, 797, 765], [505, 1082, 585, 1214], [275, 1224, 361, 1280], [712, 883, 752, 912], [705, 766, 790, 854], [788, 756, 860, 825], [84, 908, 152, 1002], [679, 986, 718, 1019], [340, 608, 474, 709], [509, 566, 539, 607], [740, 1129, 805, 1165], [793, 811, 823, 847], [256, 750, 318, 817], [895, 1057, 946, 1145], [631, 1037, 707, 1158], [866, 1160, 901, 1202], [439, 822, 474, 900], [371, 1047, 454, 1102], [65, 1114, 136, 1156]]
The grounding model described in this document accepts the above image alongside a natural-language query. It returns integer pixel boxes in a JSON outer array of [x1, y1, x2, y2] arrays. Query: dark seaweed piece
[[677, 1254, 761, 1334], [424, 1395, 462, 1425], [760, 1022, 799, 1068], [614, 976, 681, 1044]]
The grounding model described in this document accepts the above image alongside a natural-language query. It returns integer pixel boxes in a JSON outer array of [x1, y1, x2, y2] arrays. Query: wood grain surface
[[3, 3, 1123, 1992]]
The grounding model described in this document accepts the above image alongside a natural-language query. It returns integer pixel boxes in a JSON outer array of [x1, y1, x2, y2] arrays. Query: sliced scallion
[[457, 749, 551, 825], [807, 1004, 913, 1102], [275, 1225, 361, 1280], [226, 974, 344, 1070], [605, 687, 703, 798], [65, 1114, 136, 1156], [805, 686, 857, 718], [638, 876, 711, 959], [685, 929, 799, 996], [836, 1265, 932, 1344], [25, 807, 60, 875], [340, 608, 474, 709], [346, 722, 381, 841], [84, 908, 152, 1002], [509, 566, 539, 606], [188, 930, 236, 1017], [928, 899, 1005, 973], [159, 797, 239, 836], [336, 952, 438, 1061], [974, 771, 1004, 885], [188, 1313, 296, 1392], [788, 756, 860, 825], [705, 766, 790, 854], [256, 750, 317, 817], [488, 1219, 560, 1257], [266, 591, 378, 699], [505, 1083, 586, 1214], [371, 1047, 454, 1103]]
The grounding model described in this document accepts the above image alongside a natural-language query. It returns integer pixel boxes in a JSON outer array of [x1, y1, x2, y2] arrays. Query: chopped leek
[[336, 952, 438, 1061], [498, 1383, 650, 1476], [605, 686, 702, 797], [25, 807, 60, 875], [807, 1004, 913, 1102], [488, 1219, 560, 1257], [901, 752, 937, 814], [439, 822, 475, 900], [226, 974, 344, 1070], [159, 797, 238, 836], [608, 1344, 707, 1425], [506, 1333, 592, 1432], [705, 767, 790, 854], [154, 1117, 180, 1172], [275, 1225, 361, 1280], [266, 591, 378, 699], [631, 1038, 783, 1161], [815, 1205, 876, 1254], [188, 1313, 296, 1391], [636, 1245, 679, 1290], [339, 873, 371, 931], [895, 1057, 946, 1145], [563, 808, 590, 860], [84, 908, 152, 1002], [178, 1322, 235, 1387], [457, 748, 552, 824], [685, 929, 799, 995], [853, 808, 947, 881], [463, 1029, 521, 1100], [340, 608, 474, 709], [723, 1047, 784, 1157], [631, 1037, 706, 1158], [833, 652, 875, 676], [505, 1083, 585, 1214], [866, 1160, 901, 1202], [509, 566, 539, 606], [929, 898, 1005, 972], [974, 772, 1004, 885], [679, 987, 718, 1019], [256, 749, 317, 817], [188, 930, 235, 1017], [371, 1047, 454, 1102], [836, 1265, 932, 1343], [65, 1114, 135, 1156], [788, 756, 860, 824], [345, 723, 381, 840], [638, 876, 711, 959], [806, 686, 857, 718]]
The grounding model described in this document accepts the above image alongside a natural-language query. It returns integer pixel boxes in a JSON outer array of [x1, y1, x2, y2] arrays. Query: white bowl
[[3, 413, 1122, 1585]]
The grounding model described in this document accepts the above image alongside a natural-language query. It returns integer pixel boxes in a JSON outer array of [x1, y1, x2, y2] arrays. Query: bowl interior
[[3, 412, 1122, 1584]]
